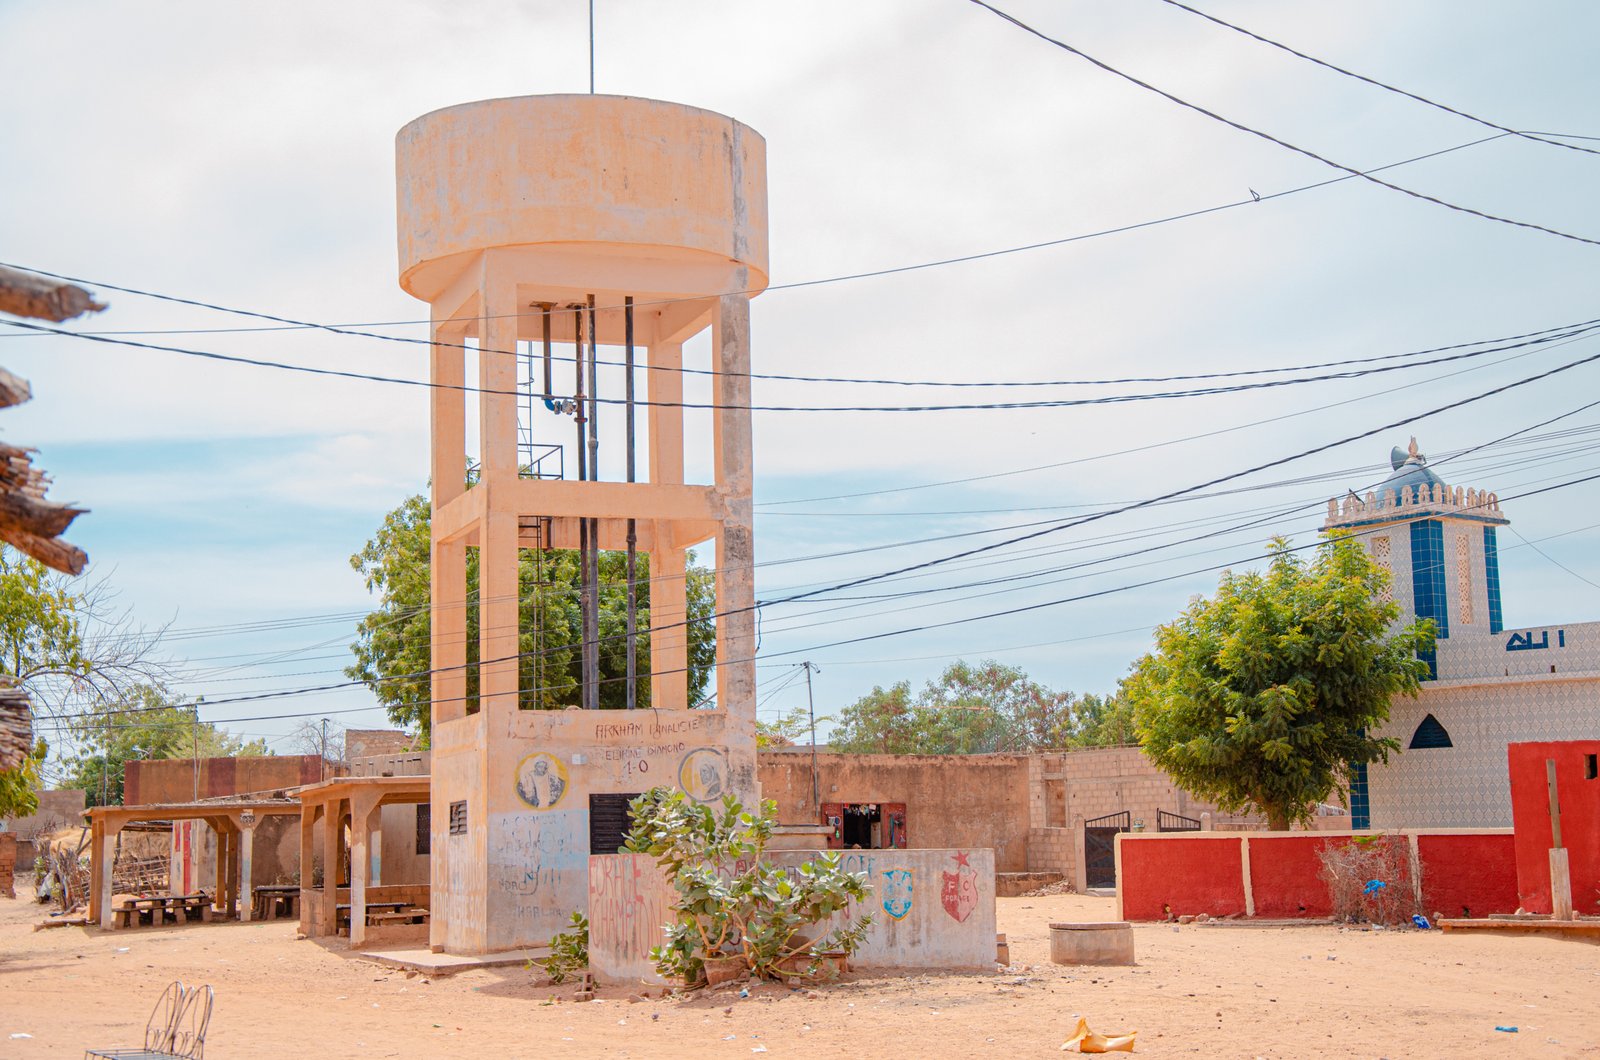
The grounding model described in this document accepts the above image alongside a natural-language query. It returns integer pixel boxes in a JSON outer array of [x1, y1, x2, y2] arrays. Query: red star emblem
[[953, 851, 970, 868]]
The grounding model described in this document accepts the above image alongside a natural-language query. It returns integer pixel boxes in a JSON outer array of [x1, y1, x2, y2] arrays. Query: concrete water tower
[[395, 95, 768, 954]]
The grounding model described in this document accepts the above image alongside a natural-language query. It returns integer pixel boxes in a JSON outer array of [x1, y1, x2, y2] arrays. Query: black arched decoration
[[1409, 713, 1453, 749]]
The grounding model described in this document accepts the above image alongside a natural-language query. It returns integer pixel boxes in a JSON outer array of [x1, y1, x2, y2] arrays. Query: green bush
[[625, 789, 872, 984], [536, 911, 589, 984]]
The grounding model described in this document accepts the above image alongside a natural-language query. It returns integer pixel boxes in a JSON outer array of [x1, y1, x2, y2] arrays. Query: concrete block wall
[[1025, 826, 1074, 875], [760, 752, 1033, 871]]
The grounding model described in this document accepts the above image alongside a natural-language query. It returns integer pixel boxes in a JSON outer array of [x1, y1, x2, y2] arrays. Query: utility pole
[[802, 662, 820, 809], [191, 703, 200, 803], [320, 718, 330, 782]]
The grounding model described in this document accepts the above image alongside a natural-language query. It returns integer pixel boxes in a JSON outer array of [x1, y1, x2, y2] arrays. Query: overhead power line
[[39, 465, 1600, 734], [6, 314, 1593, 414], [55, 355, 1600, 718], [966, 0, 1600, 248], [758, 325, 1596, 505], [1151, 0, 1600, 158], [0, 129, 1519, 358]]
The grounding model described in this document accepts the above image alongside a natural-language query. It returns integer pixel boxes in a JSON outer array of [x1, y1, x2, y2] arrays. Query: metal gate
[[1157, 809, 1201, 832], [1083, 811, 1130, 889]]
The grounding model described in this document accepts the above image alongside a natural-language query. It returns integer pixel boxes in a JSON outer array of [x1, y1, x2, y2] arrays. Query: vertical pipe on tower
[[573, 305, 592, 709], [624, 296, 638, 710], [540, 303, 554, 402], [584, 295, 602, 711]]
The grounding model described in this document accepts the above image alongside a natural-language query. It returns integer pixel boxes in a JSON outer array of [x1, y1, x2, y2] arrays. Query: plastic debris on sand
[[1061, 1017, 1137, 1053]]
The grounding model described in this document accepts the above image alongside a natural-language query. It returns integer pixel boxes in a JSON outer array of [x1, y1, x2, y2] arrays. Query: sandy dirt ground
[[1, 892, 1597, 1059]]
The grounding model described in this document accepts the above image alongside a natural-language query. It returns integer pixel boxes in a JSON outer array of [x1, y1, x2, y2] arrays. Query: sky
[[3, 0, 1599, 764]]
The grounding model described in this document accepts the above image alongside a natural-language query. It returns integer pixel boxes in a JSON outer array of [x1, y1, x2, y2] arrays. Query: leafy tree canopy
[[1121, 533, 1434, 830], [62, 682, 267, 807], [1, 546, 171, 719], [346, 492, 717, 741], [755, 701, 832, 749], [827, 660, 1126, 754], [1, 547, 89, 702], [0, 740, 48, 819]]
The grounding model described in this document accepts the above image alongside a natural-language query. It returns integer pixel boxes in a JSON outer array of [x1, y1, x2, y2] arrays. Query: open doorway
[[822, 802, 907, 850]]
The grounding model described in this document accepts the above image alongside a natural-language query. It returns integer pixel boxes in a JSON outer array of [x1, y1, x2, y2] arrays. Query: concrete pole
[[349, 793, 378, 947], [478, 264, 522, 717], [211, 823, 228, 915], [431, 316, 469, 725], [646, 334, 690, 710], [238, 816, 255, 923], [98, 821, 120, 928], [223, 825, 239, 920], [712, 292, 756, 716], [320, 800, 339, 938], [1072, 815, 1087, 894], [649, 542, 689, 710], [1548, 759, 1573, 919], [298, 806, 316, 936]]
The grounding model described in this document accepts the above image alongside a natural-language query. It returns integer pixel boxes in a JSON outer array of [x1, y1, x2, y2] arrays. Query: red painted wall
[[1508, 741, 1600, 916], [1120, 832, 1520, 921], [1118, 836, 1245, 920], [1248, 835, 1339, 918], [1417, 833, 1517, 918], [124, 755, 324, 805]]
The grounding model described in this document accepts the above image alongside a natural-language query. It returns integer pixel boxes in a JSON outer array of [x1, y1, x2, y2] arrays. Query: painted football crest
[[881, 868, 913, 920], [940, 851, 978, 923]]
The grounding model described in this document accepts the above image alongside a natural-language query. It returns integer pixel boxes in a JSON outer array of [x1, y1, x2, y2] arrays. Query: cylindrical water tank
[[396, 94, 768, 303]]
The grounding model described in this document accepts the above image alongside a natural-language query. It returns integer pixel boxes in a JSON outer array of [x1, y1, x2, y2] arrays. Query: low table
[[253, 885, 300, 921], [112, 893, 213, 929]]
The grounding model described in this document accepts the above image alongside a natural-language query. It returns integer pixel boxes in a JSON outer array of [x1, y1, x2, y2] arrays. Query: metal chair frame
[[85, 981, 211, 1060]]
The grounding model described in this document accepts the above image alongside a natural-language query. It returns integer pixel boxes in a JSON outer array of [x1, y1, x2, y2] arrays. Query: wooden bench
[[334, 901, 409, 935], [366, 906, 430, 926], [252, 886, 299, 921], [112, 894, 212, 929]]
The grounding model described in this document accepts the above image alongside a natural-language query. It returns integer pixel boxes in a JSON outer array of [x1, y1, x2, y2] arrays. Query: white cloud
[[3, 0, 1598, 738]]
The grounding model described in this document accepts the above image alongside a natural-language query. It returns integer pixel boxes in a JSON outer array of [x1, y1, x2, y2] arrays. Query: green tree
[[346, 492, 718, 740], [0, 739, 48, 818], [0, 547, 171, 722], [1121, 533, 1434, 830], [755, 702, 832, 749], [829, 679, 1004, 754], [1, 547, 89, 705], [829, 661, 1105, 754], [1072, 692, 1137, 747], [62, 683, 267, 807]]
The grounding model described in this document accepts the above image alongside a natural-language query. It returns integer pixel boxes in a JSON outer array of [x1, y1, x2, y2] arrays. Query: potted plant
[[625, 790, 873, 985]]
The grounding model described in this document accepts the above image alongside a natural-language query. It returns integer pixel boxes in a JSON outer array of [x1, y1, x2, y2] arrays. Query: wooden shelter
[[294, 776, 431, 946], [85, 798, 300, 929]]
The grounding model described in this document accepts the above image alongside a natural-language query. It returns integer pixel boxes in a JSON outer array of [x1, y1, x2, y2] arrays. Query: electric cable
[[58, 363, 1600, 719], [1150, 0, 1600, 158], [0, 130, 1526, 362], [41, 465, 1600, 734], [8, 314, 1590, 413], [966, 0, 1600, 247]]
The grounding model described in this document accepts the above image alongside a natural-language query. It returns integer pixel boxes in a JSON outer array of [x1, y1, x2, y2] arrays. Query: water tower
[[395, 94, 768, 954]]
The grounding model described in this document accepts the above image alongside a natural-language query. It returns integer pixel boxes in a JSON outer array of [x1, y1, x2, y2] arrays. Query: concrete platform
[[1439, 918, 1600, 943], [356, 945, 549, 976]]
